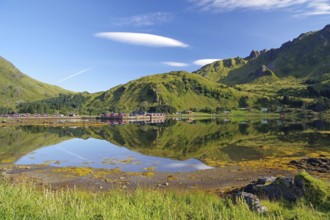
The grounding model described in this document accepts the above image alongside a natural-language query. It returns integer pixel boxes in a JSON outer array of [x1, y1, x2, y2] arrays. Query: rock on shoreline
[[232, 170, 330, 213]]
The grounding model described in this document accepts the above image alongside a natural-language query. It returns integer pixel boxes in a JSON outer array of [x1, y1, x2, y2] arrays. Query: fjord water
[[15, 138, 212, 172], [1, 119, 330, 172]]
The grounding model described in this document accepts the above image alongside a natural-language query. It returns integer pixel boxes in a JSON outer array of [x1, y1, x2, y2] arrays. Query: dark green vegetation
[[0, 171, 328, 219], [296, 171, 330, 211], [17, 93, 90, 115], [0, 57, 71, 110]]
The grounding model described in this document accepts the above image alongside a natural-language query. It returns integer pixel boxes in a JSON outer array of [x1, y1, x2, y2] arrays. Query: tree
[[239, 96, 249, 108]]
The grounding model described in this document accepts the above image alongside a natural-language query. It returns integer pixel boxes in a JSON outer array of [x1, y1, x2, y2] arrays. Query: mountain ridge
[[0, 56, 72, 108], [194, 24, 330, 85]]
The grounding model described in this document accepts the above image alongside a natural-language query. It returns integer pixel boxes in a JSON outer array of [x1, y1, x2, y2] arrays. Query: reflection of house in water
[[103, 120, 127, 125], [99, 112, 165, 121], [130, 118, 165, 125], [99, 112, 166, 125], [102, 119, 165, 125]]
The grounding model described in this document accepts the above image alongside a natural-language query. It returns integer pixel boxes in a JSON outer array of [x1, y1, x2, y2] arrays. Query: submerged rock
[[289, 157, 330, 173]]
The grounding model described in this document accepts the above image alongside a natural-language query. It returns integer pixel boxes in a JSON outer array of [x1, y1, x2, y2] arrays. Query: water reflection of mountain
[[1, 119, 330, 164], [93, 119, 330, 162], [0, 126, 71, 163]]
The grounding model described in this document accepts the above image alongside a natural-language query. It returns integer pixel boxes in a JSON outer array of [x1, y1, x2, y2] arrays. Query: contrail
[[55, 68, 91, 84], [56, 146, 91, 162]]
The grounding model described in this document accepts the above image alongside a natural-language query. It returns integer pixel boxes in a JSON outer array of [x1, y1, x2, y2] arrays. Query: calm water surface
[[15, 138, 212, 172], [1, 119, 330, 172]]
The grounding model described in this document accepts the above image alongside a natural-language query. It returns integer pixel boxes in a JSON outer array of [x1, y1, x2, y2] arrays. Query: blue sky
[[1, 0, 330, 92]]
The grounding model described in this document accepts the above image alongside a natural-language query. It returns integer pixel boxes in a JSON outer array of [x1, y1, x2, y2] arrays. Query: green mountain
[[85, 71, 258, 113], [194, 24, 330, 85], [0, 57, 72, 108]]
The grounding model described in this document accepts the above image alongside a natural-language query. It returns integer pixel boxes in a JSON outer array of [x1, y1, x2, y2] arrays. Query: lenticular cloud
[[95, 32, 189, 48]]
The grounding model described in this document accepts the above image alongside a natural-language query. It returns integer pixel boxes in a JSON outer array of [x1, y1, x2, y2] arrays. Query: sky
[[0, 0, 330, 93]]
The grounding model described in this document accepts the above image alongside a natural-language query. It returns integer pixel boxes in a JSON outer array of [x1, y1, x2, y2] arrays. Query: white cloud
[[193, 59, 222, 66], [163, 62, 189, 67], [301, 1, 330, 16], [114, 12, 174, 27], [95, 32, 189, 48], [56, 68, 91, 84], [189, 0, 330, 16]]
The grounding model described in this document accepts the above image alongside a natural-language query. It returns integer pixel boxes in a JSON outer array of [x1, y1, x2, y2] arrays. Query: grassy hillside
[[0, 57, 72, 108], [193, 57, 247, 82], [86, 71, 260, 113]]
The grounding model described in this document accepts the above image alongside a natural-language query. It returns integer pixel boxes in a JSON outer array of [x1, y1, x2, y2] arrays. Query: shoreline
[[0, 163, 295, 194]]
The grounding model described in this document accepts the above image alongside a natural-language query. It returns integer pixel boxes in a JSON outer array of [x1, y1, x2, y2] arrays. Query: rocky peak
[[323, 24, 330, 31], [320, 24, 330, 40], [249, 50, 260, 59], [248, 49, 267, 60]]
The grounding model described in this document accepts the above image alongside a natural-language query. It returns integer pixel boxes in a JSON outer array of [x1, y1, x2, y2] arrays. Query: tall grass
[[0, 180, 329, 220]]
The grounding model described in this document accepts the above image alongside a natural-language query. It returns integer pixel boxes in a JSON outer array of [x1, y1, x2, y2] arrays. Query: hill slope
[[194, 24, 330, 85], [0, 57, 72, 108], [86, 71, 258, 112]]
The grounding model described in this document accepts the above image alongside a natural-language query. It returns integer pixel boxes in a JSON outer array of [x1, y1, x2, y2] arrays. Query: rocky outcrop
[[242, 176, 304, 202], [255, 65, 274, 78], [231, 171, 330, 212], [233, 192, 268, 214], [248, 49, 267, 59]]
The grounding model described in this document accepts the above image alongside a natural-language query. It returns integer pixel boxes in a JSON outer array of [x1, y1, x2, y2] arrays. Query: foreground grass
[[0, 178, 329, 220]]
